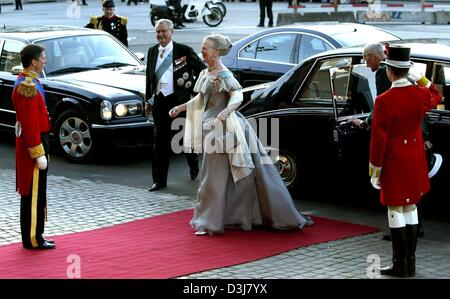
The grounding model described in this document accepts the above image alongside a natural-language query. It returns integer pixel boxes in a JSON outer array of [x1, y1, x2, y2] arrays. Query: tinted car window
[[38, 35, 141, 75], [0, 39, 24, 73], [298, 57, 351, 102], [254, 33, 296, 64], [239, 40, 257, 59], [298, 35, 333, 63]]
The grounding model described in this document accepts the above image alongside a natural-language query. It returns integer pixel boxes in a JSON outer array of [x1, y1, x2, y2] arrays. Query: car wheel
[[54, 110, 94, 162], [273, 151, 298, 190]]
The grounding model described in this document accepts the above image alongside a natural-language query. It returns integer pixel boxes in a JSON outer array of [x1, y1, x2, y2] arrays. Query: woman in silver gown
[[169, 33, 313, 235]]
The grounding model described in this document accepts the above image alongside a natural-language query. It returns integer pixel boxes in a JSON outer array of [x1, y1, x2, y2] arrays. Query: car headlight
[[115, 103, 127, 117], [114, 100, 143, 118], [101, 100, 112, 120]]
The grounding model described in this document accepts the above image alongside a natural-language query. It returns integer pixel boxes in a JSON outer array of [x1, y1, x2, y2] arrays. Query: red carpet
[[0, 209, 377, 279]]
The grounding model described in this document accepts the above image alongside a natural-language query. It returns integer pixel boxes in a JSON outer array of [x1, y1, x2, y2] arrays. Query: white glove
[[369, 163, 381, 190], [408, 69, 431, 88], [36, 155, 48, 170], [370, 177, 381, 190]]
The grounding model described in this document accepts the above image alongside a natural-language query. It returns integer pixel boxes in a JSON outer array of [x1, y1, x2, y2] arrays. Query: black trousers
[[152, 93, 198, 185], [259, 0, 273, 26], [20, 133, 49, 248]]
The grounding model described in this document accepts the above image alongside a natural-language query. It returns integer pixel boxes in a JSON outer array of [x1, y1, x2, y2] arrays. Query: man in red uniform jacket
[[12, 44, 55, 249], [369, 44, 441, 277]]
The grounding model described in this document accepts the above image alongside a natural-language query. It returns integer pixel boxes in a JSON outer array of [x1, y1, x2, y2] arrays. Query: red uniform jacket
[[370, 79, 441, 206], [12, 71, 51, 196]]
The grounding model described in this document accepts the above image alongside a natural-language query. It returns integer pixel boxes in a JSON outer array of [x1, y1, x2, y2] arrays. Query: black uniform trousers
[[20, 133, 49, 249], [152, 92, 198, 186]]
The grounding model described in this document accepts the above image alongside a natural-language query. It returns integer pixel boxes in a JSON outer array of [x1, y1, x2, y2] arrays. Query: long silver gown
[[190, 70, 313, 234]]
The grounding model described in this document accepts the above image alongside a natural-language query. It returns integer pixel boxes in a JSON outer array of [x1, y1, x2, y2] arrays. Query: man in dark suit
[[145, 18, 206, 192]]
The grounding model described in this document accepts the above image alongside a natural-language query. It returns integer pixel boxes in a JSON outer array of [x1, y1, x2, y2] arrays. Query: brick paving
[[1, 168, 449, 279]]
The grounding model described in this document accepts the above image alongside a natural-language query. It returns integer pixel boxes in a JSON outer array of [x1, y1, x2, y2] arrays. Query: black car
[[222, 23, 399, 87], [240, 41, 450, 203], [0, 26, 151, 162]]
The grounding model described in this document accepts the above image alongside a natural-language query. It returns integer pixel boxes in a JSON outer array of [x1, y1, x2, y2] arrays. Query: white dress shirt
[[155, 41, 174, 96]]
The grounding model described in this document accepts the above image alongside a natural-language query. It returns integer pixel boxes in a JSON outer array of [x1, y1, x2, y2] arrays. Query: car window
[[239, 40, 257, 59], [298, 35, 333, 63], [254, 34, 296, 64], [38, 34, 141, 75], [343, 61, 376, 115], [0, 39, 24, 73], [432, 63, 450, 110], [297, 57, 351, 102]]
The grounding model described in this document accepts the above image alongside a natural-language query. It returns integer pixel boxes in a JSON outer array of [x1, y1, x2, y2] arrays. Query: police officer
[[85, 0, 128, 47]]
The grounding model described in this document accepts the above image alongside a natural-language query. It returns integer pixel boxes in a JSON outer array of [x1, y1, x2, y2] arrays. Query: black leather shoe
[[24, 240, 56, 250], [44, 239, 55, 244], [190, 167, 199, 180], [38, 240, 55, 249], [148, 183, 166, 192], [382, 234, 391, 241]]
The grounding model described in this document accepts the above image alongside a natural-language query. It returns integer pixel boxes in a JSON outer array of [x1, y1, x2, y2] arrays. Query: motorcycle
[[149, 0, 225, 28]]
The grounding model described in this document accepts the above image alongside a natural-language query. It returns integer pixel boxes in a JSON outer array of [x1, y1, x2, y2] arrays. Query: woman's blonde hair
[[204, 33, 232, 56]]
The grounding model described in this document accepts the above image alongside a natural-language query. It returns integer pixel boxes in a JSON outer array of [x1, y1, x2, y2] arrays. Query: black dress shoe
[[190, 167, 199, 180], [148, 183, 166, 192], [38, 240, 55, 249], [44, 239, 55, 244], [382, 234, 391, 241], [24, 240, 56, 250]]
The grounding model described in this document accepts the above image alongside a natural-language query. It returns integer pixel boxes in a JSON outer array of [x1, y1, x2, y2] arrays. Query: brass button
[[406, 198, 410, 203], [404, 139, 407, 144]]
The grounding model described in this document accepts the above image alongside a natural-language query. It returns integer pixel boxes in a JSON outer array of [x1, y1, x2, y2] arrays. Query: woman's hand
[[169, 106, 181, 118], [217, 108, 229, 121]]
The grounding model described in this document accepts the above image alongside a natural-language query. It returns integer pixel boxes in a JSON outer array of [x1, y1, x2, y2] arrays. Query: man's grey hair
[[155, 19, 174, 31], [364, 43, 385, 58], [204, 33, 232, 56]]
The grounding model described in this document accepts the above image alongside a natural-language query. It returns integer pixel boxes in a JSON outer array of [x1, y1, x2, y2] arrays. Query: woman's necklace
[[208, 61, 221, 74]]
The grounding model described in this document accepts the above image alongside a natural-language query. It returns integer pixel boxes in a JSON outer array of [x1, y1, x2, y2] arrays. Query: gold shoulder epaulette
[[119, 16, 128, 26], [90, 16, 99, 26], [18, 77, 36, 98]]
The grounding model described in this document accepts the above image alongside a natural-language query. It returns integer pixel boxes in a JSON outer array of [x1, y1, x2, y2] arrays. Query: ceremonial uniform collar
[[23, 69, 40, 80], [104, 15, 117, 20], [391, 78, 412, 88]]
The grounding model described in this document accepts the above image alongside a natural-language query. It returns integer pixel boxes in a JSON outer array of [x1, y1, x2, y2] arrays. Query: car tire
[[54, 109, 95, 163], [273, 151, 299, 191]]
